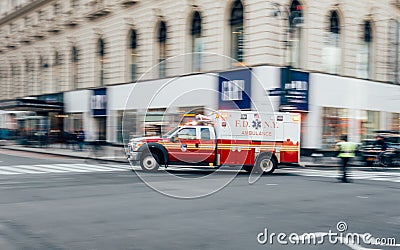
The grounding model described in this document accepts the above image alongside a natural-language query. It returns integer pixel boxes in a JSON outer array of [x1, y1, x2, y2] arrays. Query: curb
[[2, 146, 128, 164]]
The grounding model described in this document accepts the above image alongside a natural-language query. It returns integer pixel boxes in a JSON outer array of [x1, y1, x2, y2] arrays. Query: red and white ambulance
[[126, 110, 301, 174]]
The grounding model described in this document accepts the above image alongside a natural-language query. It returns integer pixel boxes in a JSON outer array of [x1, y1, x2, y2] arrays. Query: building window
[[98, 38, 105, 86], [229, 0, 244, 64], [118, 110, 137, 143], [11, 64, 17, 97], [288, 0, 303, 68], [54, 3, 60, 16], [323, 10, 341, 74], [72, 0, 79, 9], [191, 11, 202, 72], [158, 21, 167, 78], [25, 59, 34, 96], [322, 107, 349, 149], [71, 46, 79, 89], [54, 51, 61, 92], [39, 56, 47, 94], [388, 19, 399, 84], [359, 110, 380, 140], [390, 113, 400, 132], [65, 113, 83, 134], [357, 20, 373, 79], [128, 29, 138, 82]]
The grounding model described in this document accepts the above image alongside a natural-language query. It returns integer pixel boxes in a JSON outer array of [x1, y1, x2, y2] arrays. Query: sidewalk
[[1, 141, 362, 167], [1, 141, 128, 163]]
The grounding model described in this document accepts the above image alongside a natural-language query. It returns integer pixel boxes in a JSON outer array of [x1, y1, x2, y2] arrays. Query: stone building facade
[[0, 0, 399, 150]]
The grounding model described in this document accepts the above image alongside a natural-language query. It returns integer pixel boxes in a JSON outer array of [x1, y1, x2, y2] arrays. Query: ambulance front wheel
[[140, 152, 160, 172], [254, 154, 277, 174]]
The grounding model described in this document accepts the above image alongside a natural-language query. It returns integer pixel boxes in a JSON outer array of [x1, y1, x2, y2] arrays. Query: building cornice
[[0, 0, 54, 26]]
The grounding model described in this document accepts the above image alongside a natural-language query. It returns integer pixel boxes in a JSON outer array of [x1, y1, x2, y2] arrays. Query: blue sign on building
[[280, 68, 309, 112], [218, 69, 252, 110], [91, 88, 107, 116]]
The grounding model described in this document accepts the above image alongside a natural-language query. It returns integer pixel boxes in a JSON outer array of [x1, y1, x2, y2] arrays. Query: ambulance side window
[[200, 128, 211, 140], [177, 128, 196, 140]]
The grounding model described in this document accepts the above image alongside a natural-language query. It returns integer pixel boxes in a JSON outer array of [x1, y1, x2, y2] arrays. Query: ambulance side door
[[168, 127, 199, 163], [196, 127, 216, 163]]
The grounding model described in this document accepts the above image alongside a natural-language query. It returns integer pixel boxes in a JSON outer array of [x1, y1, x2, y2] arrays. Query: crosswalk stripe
[[0, 163, 131, 175], [105, 164, 132, 170], [52, 164, 96, 172], [31, 164, 91, 173], [16, 165, 68, 173], [73, 164, 127, 171], [0, 169, 22, 175], [54, 164, 129, 172], [279, 168, 400, 183], [0, 166, 46, 174]]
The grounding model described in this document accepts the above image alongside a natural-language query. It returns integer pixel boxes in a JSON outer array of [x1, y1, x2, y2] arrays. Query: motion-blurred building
[[0, 0, 399, 151]]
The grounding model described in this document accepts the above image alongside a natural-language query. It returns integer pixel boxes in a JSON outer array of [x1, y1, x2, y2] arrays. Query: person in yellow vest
[[336, 135, 358, 183]]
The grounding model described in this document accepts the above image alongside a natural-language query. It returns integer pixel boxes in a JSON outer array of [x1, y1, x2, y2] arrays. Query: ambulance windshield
[[162, 127, 180, 138]]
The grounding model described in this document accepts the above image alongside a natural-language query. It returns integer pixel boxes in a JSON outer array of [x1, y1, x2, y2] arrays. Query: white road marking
[[278, 168, 400, 184], [0, 170, 22, 175], [15, 165, 67, 173], [0, 163, 131, 175], [0, 166, 46, 174], [73, 164, 128, 171]]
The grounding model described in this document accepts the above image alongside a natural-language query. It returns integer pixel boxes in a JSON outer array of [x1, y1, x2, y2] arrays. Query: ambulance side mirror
[[170, 136, 177, 142]]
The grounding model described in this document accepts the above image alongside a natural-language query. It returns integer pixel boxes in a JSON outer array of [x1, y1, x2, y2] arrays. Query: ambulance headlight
[[131, 142, 143, 151]]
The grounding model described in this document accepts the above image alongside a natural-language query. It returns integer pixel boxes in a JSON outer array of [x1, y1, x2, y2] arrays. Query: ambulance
[[126, 110, 301, 174]]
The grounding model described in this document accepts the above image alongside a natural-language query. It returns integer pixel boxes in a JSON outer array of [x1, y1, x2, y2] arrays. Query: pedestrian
[[77, 129, 85, 151], [71, 131, 78, 150], [336, 135, 358, 183], [373, 135, 387, 151]]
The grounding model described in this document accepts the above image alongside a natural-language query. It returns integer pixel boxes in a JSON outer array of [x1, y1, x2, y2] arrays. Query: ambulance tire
[[254, 154, 277, 174], [140, 152, 160, 172]]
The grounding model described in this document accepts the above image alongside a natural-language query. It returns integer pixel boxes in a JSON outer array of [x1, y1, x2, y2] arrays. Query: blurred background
[[0, 0, 399, 155]]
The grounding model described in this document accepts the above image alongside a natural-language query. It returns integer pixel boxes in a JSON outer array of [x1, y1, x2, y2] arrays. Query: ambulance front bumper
[[125, 146, 142, 161]]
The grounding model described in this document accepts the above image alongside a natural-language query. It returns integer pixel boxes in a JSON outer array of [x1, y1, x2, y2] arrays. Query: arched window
[[323, 10, 341, 74], [191, 11, 202, 72], [158, 21, 167, 78], [229, 0, 244, 64], [54, 51, 61, 92], [71, 46, 79, 89], [288, 0, 303, 68], [357, 20, 373, 79], [25, 59, 33, 96], [128, 29, 138, 81], [40, 55, 49, 93], [98, 38, 105, 86], [0, 66, 6, 99], [38, 56, 42, 93], [10, 64, 17, 97], [388, 19, 399, 83]]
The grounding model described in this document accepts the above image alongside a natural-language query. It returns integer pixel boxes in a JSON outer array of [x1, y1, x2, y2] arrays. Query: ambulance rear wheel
[[140, 152, 160, 172], [254, 154, 277, 174]]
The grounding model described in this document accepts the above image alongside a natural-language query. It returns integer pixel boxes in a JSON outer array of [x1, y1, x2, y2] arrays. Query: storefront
[[64, 89, 92, 141], [303, 73, 400, 151], [61, 66, 400, 149], [91, 88, 107, 142], [0, 95, 64, 143]]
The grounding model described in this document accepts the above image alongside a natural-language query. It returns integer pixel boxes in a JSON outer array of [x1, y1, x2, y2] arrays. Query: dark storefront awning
[[0, 98, 63, 112]]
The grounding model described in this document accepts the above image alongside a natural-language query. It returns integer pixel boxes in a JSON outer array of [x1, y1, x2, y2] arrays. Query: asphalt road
[[0, 150, 399, 250]]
